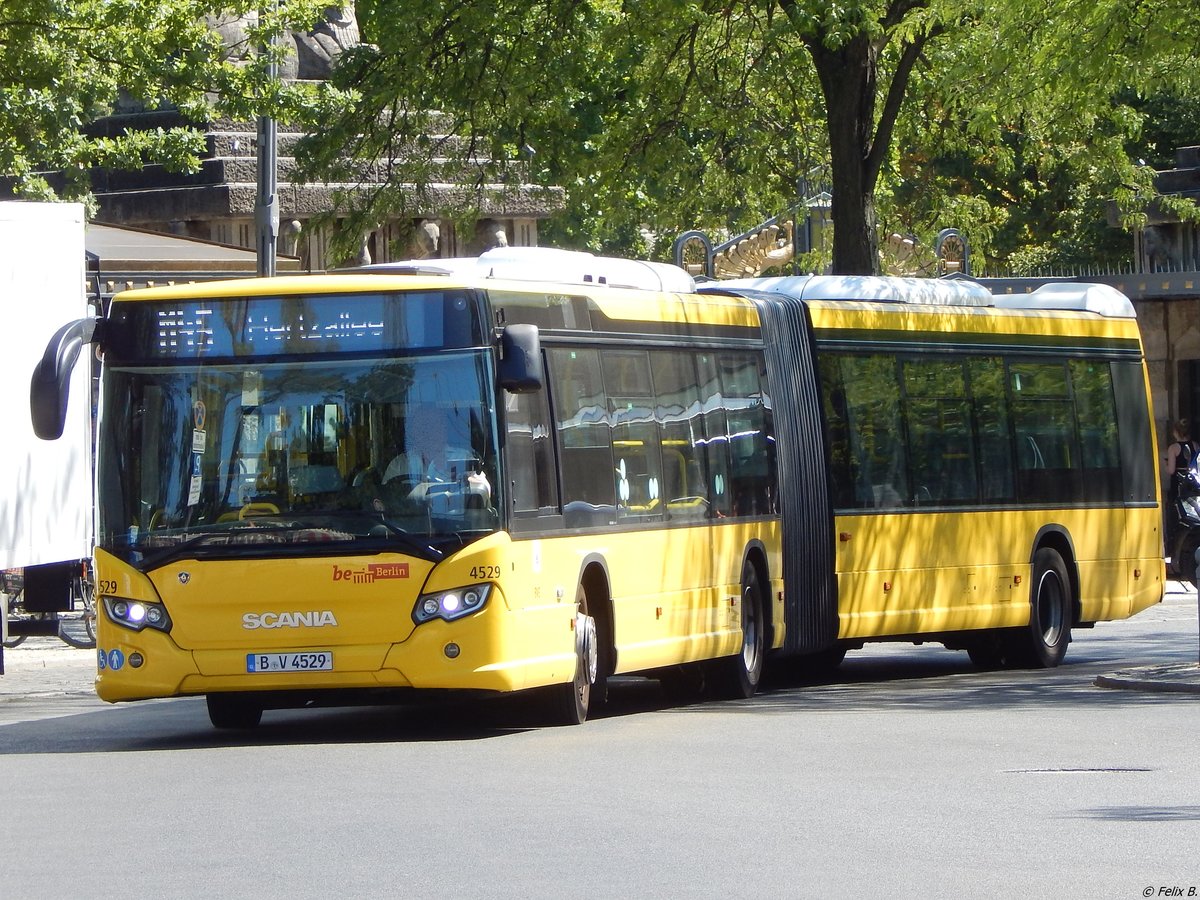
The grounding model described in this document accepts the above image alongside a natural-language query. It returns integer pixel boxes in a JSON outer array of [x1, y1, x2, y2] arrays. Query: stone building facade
[[86, 4, 562, 271], [86, 109, 562, 272], [1122, 145, 1200, 441]]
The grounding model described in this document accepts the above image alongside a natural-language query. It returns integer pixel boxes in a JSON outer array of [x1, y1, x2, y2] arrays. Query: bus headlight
[[104, 597, 173, 633], [413, 583, 491, 624]]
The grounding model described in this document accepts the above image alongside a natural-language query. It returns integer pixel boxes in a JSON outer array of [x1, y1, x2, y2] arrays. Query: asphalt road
[[1, 585, 1198, 899]]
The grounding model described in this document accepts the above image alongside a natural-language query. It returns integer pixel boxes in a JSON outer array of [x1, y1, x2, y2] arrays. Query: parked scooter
[[1168, 491, 1200, 588]]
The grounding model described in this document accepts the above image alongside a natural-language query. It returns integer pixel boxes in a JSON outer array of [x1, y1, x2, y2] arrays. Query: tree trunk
[[806, 33, 881, 275]]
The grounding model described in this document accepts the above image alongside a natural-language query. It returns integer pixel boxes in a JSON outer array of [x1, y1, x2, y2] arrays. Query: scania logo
[[242, 611, 338, 629]]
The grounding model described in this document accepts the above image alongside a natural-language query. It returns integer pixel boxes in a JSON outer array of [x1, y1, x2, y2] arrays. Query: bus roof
[[355, 247, 697, 294], [713, 274, 1137, 318], [111, 248, 1134, 320]]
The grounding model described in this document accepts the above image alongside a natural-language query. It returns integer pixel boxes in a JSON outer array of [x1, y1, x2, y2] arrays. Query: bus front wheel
[[1008, 548, 1072, 668], [206, 693, 263, 730], [548, 585, 598, 725]]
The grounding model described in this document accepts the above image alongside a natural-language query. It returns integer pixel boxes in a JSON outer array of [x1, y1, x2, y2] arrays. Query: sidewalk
[[0, 636, 96, 699], [1092, 579, 1200, 695], [1093, 662, 1200, 693]]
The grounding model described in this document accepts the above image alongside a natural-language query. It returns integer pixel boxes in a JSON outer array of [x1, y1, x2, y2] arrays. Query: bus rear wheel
[[206, 693, 263, 730], [964, 633, 1007, 670], [715, 561, 766, 699], [1008, 548, 1072, 668]]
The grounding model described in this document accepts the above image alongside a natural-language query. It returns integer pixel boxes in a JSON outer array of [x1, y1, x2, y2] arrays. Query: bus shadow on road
[[0, 673, 704, 753], [715, 648, 1200, 715], [0, 691, 566, 754], [2, 635, 1195, 753]]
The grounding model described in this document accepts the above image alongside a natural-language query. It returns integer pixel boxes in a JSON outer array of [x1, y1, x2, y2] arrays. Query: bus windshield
[[97, 350, 501, 569]]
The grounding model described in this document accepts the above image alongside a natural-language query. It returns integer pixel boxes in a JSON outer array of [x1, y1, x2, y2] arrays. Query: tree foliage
[[296, 2, 837, 262], [0, 0, 339, 202], [300, 0, 967, 271], [12, 0, 1190, 274], [877, 0, 1200, 273]]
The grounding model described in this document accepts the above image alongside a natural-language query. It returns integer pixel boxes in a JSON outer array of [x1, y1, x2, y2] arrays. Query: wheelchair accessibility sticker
[[97, 648, 125, 671]]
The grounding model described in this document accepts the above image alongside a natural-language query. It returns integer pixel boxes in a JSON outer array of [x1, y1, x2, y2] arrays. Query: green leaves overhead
[[4, 0, 1194, 272], [0, 0, 341, 202]]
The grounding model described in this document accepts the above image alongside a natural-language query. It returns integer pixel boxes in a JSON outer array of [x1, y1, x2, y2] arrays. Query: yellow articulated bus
[[30, 248, 1162, 728]]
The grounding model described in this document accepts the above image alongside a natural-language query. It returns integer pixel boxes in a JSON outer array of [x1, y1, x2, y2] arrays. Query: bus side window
[[504, 386, 558, 515], [1009, 361, 1082, 502], [603, 350, 663, 521], [837, 353, 908, 508], [902, 359, 978, 504], [548, 348, 616, 525], [650, 350, 712, 520], [818, 354, 857, 510], [696, 353, 733, 517], [967, 357, 1016, 502], [719, 352, 775, 516], [1068, 359, 1122, 501]]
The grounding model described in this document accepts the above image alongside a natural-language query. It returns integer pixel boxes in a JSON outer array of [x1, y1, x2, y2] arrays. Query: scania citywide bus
[[31, 248, 1163, 728]]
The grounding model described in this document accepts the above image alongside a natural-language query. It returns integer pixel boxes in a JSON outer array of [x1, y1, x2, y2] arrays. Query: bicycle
[[2, 563, 97, 650]]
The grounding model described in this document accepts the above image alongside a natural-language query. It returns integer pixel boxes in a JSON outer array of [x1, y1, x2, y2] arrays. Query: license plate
[[247, 651, 333, 673]]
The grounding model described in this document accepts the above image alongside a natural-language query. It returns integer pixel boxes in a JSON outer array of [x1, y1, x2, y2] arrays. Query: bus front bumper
[[94, 599, 578, 703]]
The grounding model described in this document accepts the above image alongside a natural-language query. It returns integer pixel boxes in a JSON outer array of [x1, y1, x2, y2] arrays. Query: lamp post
[[256, 4, 279, 277], [935, 228, 969, 277]]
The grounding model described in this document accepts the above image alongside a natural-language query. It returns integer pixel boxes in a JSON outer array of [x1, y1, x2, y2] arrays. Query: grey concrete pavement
[[1093, 578, 1200, 693], [0, 636, 96, 697]]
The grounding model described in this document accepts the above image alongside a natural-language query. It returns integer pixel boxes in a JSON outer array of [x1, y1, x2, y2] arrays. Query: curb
[[1094, 664, 1200, 695]]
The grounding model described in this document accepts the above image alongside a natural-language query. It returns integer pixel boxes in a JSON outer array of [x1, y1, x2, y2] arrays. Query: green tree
[[883, 0, 1200, 273], [300, 0, 1199, 274], [296, 2, 832, 263], [0, 0, 338, 202]]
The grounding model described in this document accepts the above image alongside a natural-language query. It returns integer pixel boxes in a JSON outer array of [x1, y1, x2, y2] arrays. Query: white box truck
[[0, 202, 93, 669]]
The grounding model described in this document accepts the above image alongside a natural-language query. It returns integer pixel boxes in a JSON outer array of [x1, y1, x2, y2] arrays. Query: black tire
[[778, 644, 847, 684], [3, 591, 26, 648], [800, 645, 847, 675], [547, 585, 597, 725], [1007, 547, 1072, 668], [658, 663, 708, 702], [1177, 530, 1200, 589], [206, 693, 264, 730], [57, 618, 96, 650], [714, 561, 766, 699], [55, 575, 98, 649], [965, 634, 1007, 670]]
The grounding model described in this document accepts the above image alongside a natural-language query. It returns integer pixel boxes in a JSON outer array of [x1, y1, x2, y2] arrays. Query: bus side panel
[[504, 522, 779, 676], [834, 508, 1149, 639], [1113, 358, 1166, 619]]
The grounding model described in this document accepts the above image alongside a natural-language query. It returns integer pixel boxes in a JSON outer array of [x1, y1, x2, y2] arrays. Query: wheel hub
[[575, 612, 598, 685]]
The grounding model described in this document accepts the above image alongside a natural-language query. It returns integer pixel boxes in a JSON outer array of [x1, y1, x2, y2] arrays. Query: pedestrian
[[1165, 418, 1197, 499]]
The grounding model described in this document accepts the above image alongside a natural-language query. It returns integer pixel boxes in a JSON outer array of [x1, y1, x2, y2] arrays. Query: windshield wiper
[[309, 510, 445, 561], [130, 511, 449, 571], [134, 525, 296, 571]]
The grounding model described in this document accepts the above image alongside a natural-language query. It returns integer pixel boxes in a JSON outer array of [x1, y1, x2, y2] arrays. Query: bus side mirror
[[498, 324, 543, 393], [30, 317, 102, 441]]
